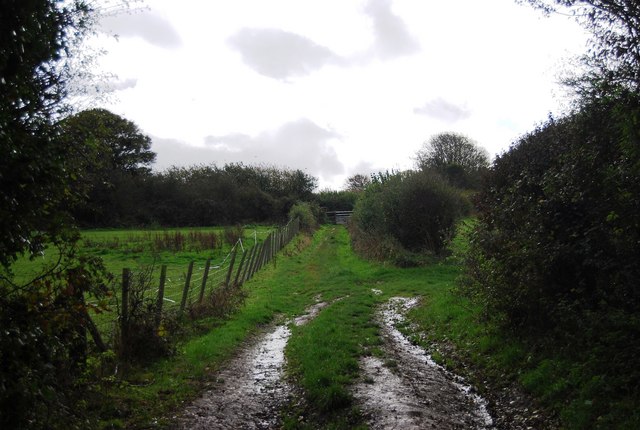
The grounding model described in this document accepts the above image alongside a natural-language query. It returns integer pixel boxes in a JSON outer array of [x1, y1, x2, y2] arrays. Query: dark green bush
[[467, 92, 640, 331], [0, 256, 111, 429], [314, 190, 358, 212], [116, 267, 179, 364], [350, 170, 469, 261], [288, 201, 319, 233], [464, 91, 640, 428]]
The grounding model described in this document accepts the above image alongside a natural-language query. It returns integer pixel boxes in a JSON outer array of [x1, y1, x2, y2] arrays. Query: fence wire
[[91, 218, 301, 344]]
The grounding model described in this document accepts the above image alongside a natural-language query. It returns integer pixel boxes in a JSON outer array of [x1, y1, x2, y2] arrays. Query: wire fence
[[89, 218, 301, 355]]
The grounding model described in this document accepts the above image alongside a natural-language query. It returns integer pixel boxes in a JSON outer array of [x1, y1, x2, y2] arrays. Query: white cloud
[[414, 98, 472, 123], [152, 119, 344, 186], [99, 10, 182, 48], [90, 0, 589, 189], [363, 0, 420, 59], [205, 119, 344, 181], [227, 28, 344, 80]]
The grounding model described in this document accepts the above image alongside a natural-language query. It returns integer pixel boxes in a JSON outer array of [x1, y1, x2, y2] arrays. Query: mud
[[353, 297, 493, 429], [173, 301, 328, 429]]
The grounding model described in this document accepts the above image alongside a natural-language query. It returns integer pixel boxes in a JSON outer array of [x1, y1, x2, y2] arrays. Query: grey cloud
[[227, 28, 344, 80], [205, 119, 344, 181], [151, 137, 220, 170], [414, 98, 472, 123], [364, 0, 420, 59], [152, 119, 344, 184], [100, 11, 182, 48]]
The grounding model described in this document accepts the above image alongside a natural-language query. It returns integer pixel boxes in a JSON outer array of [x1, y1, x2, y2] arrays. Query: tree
[[0, 2, 119, 427], [60, 108, 156, 226], [344, 173, 372, 193], [0, 0, 92, 268], [351, 170, 469, 263], [62, 108, 155, 175], [415, 132, 489, 189], [468, 91, 640, 328], [518, 0, 640, 92]]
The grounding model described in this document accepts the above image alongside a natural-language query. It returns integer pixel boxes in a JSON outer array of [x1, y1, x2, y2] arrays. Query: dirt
[[353, 297, 493, 429], [172, 300, 328, 429], [173, 295, 551, 429], [430, 337, 558, 430]]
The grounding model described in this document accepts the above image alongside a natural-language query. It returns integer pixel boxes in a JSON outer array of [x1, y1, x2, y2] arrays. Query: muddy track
[[173, 301, 328, 429], [173, 294, 545, 429], [353, 297, 493, 429]]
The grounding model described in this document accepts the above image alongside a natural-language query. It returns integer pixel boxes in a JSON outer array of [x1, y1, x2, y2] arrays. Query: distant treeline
[[72, 163, 320, 228]]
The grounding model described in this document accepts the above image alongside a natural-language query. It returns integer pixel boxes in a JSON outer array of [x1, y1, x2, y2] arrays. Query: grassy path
[[281, 225, 473, 428], [98, 225, 482, 428]]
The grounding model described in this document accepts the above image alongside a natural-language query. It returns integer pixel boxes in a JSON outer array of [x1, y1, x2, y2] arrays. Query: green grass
[[8, 225, 275, 338], [10, 225, 273, 283], [87, 223, 638, 429]]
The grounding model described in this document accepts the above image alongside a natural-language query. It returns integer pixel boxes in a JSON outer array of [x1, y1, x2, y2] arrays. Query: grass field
[[25, 222, 635, 429], [90, 225, 478, 428], [8, 225, 276, 337]]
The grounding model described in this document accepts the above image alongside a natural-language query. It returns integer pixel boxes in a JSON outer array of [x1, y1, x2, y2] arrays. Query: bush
[[314, 190, 358, 212], [223, 225, 244, 246], [466, 92, 640, 331], [116, 267, 179, 364], [0, 256, 111, 429], [350, 170, 469, 262], [288, 202, 319, 233]]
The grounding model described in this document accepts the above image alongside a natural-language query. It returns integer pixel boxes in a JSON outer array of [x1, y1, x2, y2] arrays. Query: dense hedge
[[467, 92, 640, 331], [71, 163, 317, 228], [350, 170, 469, 264]]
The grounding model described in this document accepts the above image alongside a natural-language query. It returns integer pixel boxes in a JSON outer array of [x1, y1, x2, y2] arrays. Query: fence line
[[100, 218, 301, 357]]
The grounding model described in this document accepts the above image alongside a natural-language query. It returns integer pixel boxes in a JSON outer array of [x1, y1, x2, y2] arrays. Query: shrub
[[0, 256, 111, 429], [314, 190, 358, 212], [466, 92, 640, 332], [350, 170, 469, 262], [223, 224, 244, 246], [288, 202, 319, 233], [116, 267, 179, 364]]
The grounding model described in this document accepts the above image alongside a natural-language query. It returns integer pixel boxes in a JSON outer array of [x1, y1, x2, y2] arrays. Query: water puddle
[[174, 301, 328, 429], [353, 297, 493, 429]]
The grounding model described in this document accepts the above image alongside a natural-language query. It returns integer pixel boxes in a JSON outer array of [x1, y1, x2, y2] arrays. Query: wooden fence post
[[233, 249, 248, 287], [155, 265, 167, 329], [249, 242, 262, 279], [121, 268, 131, 358], [198, 259, 211, 303], [224, 248, 238, 287], [242, 245, 257, 283], [257, 235, 269, 271], [180, 261, 194, 313]]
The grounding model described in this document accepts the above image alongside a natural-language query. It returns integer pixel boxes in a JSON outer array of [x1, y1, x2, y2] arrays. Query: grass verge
[[93, 223, 638, 429]]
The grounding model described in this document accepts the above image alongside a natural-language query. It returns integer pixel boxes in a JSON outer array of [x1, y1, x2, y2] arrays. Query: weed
[[223, 225, 244, 246]]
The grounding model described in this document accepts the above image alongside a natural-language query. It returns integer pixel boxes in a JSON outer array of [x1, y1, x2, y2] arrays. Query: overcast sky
[[90, 0, 588, 189]]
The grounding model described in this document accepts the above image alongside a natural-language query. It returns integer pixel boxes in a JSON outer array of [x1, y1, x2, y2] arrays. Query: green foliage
[[59, 108, 156, 227], [467, 92, 640, 330], [0, 253, 112, 429], [314, 189, 358, 212], [137, 163, 317, 227], [288, 201, 319, 233], [343, 173, 372, 193], [115, 267, 178, 364], [350, 170, 470, 262], [62, 108, 156, 176], [416, 132, 489, 189], [465, 92, 640, 428], [520, 0, 640, 93], [0, 0, 91, 268]]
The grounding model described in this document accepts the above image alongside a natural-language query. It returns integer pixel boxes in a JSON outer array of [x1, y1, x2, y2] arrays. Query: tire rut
[[353, 296, 493, 429], [173, 300, 329, 429]]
